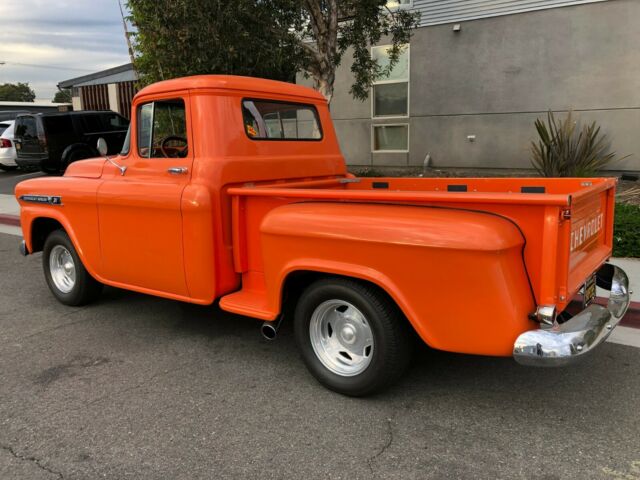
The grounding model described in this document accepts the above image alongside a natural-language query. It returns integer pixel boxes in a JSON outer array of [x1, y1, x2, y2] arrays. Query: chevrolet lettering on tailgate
[[571, 211, 604, 252]]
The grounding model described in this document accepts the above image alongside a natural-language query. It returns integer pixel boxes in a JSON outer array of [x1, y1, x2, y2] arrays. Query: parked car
[[13, 111, 129, 174], [0, 120, 18, 171], [15, 76, 631, 396]]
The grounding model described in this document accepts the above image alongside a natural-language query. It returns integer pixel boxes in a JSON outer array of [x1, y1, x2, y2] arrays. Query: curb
[[621, 303, 640, 329], [0, 214, 20, 227]]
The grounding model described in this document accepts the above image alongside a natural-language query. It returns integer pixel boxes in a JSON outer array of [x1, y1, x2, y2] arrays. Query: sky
[[0, 0, 131, 102]]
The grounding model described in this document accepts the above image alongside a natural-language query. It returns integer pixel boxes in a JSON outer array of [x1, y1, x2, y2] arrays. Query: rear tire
[[294, 278, 412, 396], [43, 230, 103, 306]]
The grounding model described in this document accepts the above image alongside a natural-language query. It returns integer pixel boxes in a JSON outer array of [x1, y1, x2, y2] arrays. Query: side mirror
[[97, 137, 108, 156]]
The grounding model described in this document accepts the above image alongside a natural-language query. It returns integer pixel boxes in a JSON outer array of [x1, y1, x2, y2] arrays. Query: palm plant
[[531, 111, 621, 177]]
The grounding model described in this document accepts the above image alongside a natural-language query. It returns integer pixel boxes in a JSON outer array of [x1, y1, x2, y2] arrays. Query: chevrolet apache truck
[[15, 76, 631, 396]]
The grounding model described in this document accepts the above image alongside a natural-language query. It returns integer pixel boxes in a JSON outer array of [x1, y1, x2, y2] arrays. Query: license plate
[[15, 142, 20, 150], [583, 273, 597, 307]]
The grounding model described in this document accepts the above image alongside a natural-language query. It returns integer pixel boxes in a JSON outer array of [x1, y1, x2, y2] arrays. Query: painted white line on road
[[607, 326, 640, 349], [0, 225, 22, 236]]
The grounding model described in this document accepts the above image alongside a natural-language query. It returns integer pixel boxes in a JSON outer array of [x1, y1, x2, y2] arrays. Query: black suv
[[14, 111, 129, 174]]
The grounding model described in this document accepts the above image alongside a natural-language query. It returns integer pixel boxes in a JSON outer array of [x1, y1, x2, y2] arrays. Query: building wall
[[413, 0, 608, 26], [321, 0, 640, 171], [69, 81, 137, 118]]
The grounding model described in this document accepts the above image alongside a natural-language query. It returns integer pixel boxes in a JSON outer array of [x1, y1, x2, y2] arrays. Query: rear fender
[[259, 202, 536, 356]]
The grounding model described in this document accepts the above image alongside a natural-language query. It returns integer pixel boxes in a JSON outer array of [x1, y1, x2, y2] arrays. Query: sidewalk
[[0, 193, 19, 226]]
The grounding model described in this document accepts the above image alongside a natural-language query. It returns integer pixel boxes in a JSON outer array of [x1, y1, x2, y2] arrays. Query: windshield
[[0, 123, 8, 136]]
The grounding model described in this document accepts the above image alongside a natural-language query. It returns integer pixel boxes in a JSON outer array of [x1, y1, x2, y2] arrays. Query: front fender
[[260, 202, 535, 356], [16, 176, 102, 279]]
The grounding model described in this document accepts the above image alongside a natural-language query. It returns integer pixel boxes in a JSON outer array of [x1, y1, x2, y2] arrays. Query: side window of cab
[[137, 99, 188, 158]]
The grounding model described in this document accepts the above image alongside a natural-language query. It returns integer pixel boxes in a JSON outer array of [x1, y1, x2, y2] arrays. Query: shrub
[[613, 203, 640, 258], [531, 111, 621, 177]]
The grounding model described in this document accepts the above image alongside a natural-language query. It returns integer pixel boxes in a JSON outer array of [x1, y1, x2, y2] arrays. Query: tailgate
[[566, 181, 616, 297]]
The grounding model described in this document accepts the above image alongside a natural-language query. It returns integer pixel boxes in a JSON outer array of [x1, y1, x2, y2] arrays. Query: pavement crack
[[47, 362, 189, 419], [366, 417, 394, 475], [0, 443, 64, 479], [23, 307, 92, 340]]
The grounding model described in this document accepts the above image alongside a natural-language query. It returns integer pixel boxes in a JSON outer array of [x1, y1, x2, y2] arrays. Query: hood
[[64, 157, 106, 179]]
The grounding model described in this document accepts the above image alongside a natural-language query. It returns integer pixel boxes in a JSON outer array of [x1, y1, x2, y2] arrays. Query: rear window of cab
[[242, 99, 322, 141]]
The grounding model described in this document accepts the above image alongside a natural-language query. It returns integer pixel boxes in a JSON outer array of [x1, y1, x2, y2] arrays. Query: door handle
[[167, 167, 188, 175]]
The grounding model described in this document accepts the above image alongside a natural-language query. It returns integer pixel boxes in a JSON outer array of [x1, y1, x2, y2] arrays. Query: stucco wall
[[316, 0, 640, 171]]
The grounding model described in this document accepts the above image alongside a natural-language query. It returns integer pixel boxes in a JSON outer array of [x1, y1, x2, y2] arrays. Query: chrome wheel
[[309, 299, 374, 377], [49, 245, 76, 294]]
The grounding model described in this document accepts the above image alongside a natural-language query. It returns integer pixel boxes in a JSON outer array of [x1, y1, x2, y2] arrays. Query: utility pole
[[118, 0, 136, 68]]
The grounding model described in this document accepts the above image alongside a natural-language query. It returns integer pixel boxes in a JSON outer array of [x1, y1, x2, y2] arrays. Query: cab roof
[[136, 75, 326, 103]]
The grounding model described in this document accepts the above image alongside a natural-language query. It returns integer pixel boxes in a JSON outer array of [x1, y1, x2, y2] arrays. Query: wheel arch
[[276, 263, 426, 345], [29, 216, 66, 253]]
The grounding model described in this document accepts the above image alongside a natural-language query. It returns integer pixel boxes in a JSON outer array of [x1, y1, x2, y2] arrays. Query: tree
[[52, 88, 72, 103], [126, 0, 300, 85], [292, 1, 420, 103], [126, 0, 420, 104], [0, 82, 36, 102]]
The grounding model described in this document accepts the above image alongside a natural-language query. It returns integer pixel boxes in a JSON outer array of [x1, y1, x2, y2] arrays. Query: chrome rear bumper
[[513, 264, 630, 367]]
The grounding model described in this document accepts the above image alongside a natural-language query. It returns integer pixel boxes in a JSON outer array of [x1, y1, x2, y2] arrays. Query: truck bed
[[227, 176, 617, 314]]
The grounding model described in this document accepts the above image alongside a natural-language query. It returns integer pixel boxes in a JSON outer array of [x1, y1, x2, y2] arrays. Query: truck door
[[97, 96, 193, 296]]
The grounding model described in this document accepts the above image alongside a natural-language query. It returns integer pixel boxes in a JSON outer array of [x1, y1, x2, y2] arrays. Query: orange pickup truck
[[15, 76, 630, 396]]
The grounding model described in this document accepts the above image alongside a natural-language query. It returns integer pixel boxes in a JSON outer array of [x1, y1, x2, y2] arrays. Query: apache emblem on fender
[[19, 195, 63, 206]]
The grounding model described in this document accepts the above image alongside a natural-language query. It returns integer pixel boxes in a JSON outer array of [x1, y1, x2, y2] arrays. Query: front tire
[[294, 278, 412, 396], [43, 230, 103, 306]]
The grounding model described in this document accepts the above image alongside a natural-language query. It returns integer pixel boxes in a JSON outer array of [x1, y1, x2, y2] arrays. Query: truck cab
[[15, 75, 631, 396]]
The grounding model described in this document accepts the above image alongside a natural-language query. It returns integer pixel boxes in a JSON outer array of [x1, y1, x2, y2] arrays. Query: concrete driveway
[[0, 232, 639, 479]]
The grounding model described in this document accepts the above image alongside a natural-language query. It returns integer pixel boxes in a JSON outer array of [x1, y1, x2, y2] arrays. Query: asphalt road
[[0, 232, 639, 479], [0, 170, 45, 195]]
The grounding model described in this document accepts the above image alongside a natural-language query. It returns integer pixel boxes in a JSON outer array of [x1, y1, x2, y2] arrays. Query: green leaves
[[52, 88, 71, 103], [127, 0, 300, 86], [531, 111, 622, 177], [127, 0, 420, 104], [0, 82, 36, 102], [613, 203, 640, 258]]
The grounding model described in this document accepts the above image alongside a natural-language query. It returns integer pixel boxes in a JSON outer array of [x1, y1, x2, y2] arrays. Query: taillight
[[0, 138, 11, 149]]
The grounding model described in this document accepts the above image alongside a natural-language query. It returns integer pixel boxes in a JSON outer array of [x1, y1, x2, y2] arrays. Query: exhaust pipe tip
[[261, 322, 278, 341]]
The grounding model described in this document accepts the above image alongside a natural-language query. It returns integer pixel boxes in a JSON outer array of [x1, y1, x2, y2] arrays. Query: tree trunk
[[315, 75, 334, 105]]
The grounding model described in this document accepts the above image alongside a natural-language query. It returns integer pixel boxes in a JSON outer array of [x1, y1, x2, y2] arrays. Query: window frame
[[371, 123, 410, 153], [135, 98, 188, 159], [241, 98, 324, 142], [371, 44, 410, 119], [136, 102, 155, 158]]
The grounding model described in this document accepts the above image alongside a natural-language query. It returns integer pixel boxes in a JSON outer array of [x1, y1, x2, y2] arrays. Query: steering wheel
[[160, 136, 188, 158]]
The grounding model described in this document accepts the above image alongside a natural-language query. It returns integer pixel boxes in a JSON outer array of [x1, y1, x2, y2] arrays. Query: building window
[[386, 0, 412, 10], [371, 44, 409, 118], [373, 124, 409, 152]]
